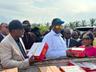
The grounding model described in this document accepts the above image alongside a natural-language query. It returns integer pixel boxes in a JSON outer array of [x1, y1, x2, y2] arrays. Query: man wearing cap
[[0, 20, 38, 72], [42, 18, 67, 59]]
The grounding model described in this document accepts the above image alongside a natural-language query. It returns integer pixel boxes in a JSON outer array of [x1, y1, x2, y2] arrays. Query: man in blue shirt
[[42, 18, 67, 59]]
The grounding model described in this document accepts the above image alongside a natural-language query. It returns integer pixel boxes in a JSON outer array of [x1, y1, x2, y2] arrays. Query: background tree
[[69, 22, 75, 29], [90, 18, 95, 26], [39, 24, 49, 35], [81, 20, 86, 26], [74, 21, 80, 27]]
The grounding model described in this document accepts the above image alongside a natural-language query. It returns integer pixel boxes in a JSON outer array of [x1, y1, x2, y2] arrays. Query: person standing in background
[[22, 20, 36, 49], [0, 23, 9, 42], [71, 31, 80, 41], [62, 28, 80, 48]]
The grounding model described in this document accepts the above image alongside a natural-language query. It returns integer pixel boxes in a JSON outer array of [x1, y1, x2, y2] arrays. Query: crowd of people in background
[[0, 18, 96, 72], [0, 19, 96, 50]]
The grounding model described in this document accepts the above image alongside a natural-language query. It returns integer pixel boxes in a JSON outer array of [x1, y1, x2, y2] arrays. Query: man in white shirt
[[42, 18, 67, 59]]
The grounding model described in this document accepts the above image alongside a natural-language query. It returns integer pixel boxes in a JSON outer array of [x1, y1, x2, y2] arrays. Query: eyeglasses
[[55, 25, 63, 29]]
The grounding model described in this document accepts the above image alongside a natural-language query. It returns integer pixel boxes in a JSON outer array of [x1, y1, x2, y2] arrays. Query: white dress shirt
[[42, 30, 67, 59]]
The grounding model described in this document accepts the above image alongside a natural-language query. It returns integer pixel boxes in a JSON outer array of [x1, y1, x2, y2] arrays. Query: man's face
[[23, 23, 31, 32], [53, 25, 63, 34], [63, 29, 71, 39], [14, 29, 25, 37], [0, 23, 9, 35], [72, 32, 79, 39]]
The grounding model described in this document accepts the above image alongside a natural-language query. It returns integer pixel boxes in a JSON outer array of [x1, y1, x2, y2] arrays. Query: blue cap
[[8, 20, 23, 31], [52, 18, 64, 26]]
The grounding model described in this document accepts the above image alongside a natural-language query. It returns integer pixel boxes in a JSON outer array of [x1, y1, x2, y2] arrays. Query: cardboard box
[[68, 61, 96, 72], [60, 66, 85, 72], [1, 68, 18, 72], [39, 66, 61, 72], [67, 47, 85, 57], [27, 42, 48, 61]]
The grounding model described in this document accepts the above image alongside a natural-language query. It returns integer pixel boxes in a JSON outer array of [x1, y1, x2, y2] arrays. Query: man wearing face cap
[[42, 18, 67, 59], [0, 20, 38, 72]]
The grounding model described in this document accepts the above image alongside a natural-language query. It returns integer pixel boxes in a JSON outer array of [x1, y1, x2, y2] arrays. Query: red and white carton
[[68, 61, 96, 72], [60, 66, 86, 72], [27, 42, 48, 61], [67, 47, 85, 57]]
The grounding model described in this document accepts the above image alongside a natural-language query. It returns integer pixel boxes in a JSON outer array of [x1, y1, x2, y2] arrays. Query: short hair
[[22, 20, 30, 25], [8, 20, 23, 32]]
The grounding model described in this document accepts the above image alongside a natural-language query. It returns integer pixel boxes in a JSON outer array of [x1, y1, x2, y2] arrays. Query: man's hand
[[66, 50, 74, 57], [29, 56, 38, 66]]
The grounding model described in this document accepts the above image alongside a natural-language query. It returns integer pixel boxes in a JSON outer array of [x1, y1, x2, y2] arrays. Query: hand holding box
[[27, 42, 48, 61]]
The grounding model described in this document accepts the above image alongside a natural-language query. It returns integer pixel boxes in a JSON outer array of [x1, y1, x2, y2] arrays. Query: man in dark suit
[[0, 23, 9, 42], [22, 20, 36, 49], [62, 28, 80, 48]]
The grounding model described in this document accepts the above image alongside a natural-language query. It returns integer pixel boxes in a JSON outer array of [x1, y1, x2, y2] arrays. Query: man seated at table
[[42, 18, 67, 59]]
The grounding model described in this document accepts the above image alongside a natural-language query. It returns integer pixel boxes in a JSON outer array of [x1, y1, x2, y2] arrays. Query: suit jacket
[[65, 38, 80, 48], [0, 34, 29, 70], [22, 32, 35, 49], [69, 39, 80, 48]]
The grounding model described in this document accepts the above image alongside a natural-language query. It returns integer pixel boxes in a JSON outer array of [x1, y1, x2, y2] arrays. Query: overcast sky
[[0, 0, 96, 24]]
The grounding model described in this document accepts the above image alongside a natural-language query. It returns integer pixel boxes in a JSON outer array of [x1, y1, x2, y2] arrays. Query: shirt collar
[[51, 30, 61, 36], [0, 32, 6, 37]]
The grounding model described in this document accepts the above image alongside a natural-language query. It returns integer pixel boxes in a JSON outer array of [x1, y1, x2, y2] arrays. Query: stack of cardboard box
[[60, 66, 85, 72], [39, 66, 61, 72], [1, 68, 18, 72]]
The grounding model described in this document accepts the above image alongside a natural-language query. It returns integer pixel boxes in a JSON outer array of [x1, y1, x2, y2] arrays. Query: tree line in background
[[65, 18, 96, 29], [31, 18, 96, 34]]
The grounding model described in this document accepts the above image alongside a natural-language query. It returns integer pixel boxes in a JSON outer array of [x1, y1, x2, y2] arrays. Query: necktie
[[17, 41, 28, 58], [66, 39, 68, 48]]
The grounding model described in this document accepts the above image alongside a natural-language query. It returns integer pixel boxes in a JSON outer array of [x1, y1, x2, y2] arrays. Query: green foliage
[[38, 24, 49, 34]]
